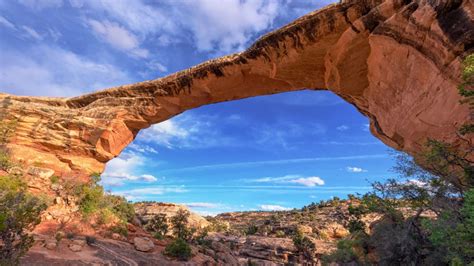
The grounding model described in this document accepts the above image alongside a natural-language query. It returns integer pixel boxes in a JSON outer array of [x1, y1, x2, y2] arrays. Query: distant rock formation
[[134, 202, 210, 230], [1, 0, 472, 178]]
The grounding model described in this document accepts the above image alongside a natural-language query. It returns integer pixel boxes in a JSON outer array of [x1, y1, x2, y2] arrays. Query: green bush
[[292, 230, 316, 260], [164, 238, 192, 261], [110, 223, 128, 237], [0, 150, 11, 171], [275, 230, 285, 238], [323, 239, 359, 264], [245, 224, 258, 235], [146, 213, 168, 239], [170, 209, 192, 240], [423, 188, 474, 263], [49, 175, 60, 184], [74, 174, 135, 224], [0, 178, 47, 264]]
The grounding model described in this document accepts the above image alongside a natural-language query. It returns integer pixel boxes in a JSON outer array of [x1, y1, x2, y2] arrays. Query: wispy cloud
[[87, 19, 149, 58], [253, 121, 326, 150], [336, 125, 349, 131], [161, 154, 388, 173], [113, 186, 188, 201], [128, 143, 158, 154], [0, 16, 15, 30], [0, 45, 131, 97], [346, 166, 367, 173], [289, 176, 325, 187], [139, 114, 236, 149], [102, 152, 159, 186], [21, 25, 43, 40], [250, 175, 324, 187], [18, 0, 63, 10], [259, 204, 291, 211], [184, 202, 222, 208]]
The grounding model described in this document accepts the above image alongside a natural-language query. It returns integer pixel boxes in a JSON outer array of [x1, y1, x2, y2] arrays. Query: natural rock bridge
[[0, 0, 472, 177]]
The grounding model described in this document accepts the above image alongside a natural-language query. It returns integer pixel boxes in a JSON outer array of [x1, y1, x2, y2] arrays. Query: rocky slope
[[22, 200, 377, 265], [1, 0, 472, 178], [134, 202, 210, 230]]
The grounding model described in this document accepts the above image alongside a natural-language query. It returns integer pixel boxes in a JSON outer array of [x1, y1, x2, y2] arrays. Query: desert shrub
[[323, 239, 359, 264], [0, 120, 17, 145], [74, 174, 135, 225], [0, 175, 47, 265], [275, 230, 285, 238], [146, 213, 168, 239], [110, 223, 128, 237], [245, 224, 258, 235], [107, 195, 135, 222], [292, 230, 316, 260], [170, 209, 193, 240], [194, 227, 211, 246], [0, 150, 11, 171], [164, 238, 192, 261], [49, 175, 59, 184], [85, 236, 96, 246], [422, 188, 474, 263], [207, 218, 229, 233]]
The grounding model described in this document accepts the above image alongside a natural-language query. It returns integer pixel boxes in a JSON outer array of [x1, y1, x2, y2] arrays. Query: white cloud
[[185, 202, 221, 208], [0, 16, 15, 30], [162, 154, 387, 173], [114, 186, 188, 201], [363, 123, 370, 132], [139, 114, 235, 149], [289, 176, 325, 187], [18, 0, 63, 10], [259, 204, 291, 211], [346, 166, 367, 173], [0, 45, 131, 97], [128, 143, 158, 154], [101, 152, 158, 185], [250, 174, 325, 187], [336, 125, 349, 131], [146, 60, 168, 73], [176, 0, 281, 53], [253, 122, 326, 150], [72, 0, 283, 54], [87, 19, 149, 58], [406, 179, 428, 188], [21, 26, 43, 40]]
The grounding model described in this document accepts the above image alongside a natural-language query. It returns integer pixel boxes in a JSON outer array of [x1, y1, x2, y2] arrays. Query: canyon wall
[[0, 0, 472, 178]]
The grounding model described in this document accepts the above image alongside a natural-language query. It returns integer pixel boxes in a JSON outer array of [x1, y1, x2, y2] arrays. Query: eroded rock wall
[[0, 0, 472, 177]]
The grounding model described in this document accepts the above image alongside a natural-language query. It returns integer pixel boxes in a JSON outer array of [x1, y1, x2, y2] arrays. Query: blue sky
[[0, 0, 397, 215]]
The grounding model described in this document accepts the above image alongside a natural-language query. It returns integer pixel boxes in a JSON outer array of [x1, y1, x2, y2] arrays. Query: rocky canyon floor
[[20, 200, 379, 265]]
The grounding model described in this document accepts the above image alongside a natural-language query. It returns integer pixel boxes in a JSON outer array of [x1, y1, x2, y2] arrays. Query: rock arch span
[[0, 0, 472, 177]]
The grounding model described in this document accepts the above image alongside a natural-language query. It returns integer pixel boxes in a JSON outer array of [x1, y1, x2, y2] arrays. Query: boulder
[[27, 167, 55, 180], [68, 244, 82, 252], [44, 241, 57, 250], [133, 237, 154, 252]]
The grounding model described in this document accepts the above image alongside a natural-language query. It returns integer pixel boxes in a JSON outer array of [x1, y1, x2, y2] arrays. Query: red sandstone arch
[[0, 0, 472, 176]]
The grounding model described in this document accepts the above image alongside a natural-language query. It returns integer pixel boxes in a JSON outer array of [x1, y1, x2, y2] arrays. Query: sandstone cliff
[[0, 0, 472, 177], [134, 202, 210, 230]]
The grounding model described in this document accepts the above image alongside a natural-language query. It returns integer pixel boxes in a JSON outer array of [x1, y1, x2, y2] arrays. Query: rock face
[[133, 237, 155, 252], [0, 0, 472, 177], [134, 202, 210, 230]]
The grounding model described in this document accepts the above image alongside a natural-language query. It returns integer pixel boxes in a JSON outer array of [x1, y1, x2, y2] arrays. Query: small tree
[[164, 238, 192, 261], [292, 230, 316, 260], [146, 214, 169, 239], [0, 175, 47, 265], [170, 209, 192, 240]]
